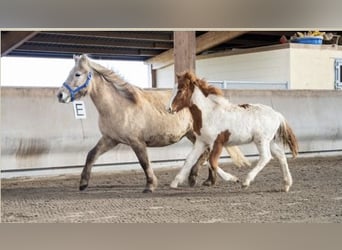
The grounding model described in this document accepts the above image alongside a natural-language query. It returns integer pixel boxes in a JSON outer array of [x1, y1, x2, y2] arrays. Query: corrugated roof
[[2, 30, 341, 61]]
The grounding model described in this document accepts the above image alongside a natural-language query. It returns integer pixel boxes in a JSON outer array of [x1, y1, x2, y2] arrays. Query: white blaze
[[168, 83, 179, 112]]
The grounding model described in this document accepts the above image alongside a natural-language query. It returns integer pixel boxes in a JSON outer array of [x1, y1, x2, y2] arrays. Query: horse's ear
[[176, 72, 182, 79], [73, 54, 80, 62], [78, 54, 90, 66]]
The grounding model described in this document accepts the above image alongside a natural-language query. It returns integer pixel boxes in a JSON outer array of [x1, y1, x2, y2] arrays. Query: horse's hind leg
[[242, 141, 272, 189], [270, 141, 293, 192], [130, 141, 158, 193], [206, 140, 239, 186], [80, 136, 118, 191]]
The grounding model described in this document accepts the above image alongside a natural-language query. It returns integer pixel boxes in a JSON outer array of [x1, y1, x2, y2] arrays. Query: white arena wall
[[1, 87, 342, 178], [155, 43, 342, 90]]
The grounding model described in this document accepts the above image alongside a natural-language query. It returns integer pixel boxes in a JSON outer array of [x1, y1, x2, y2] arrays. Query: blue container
[[292, 36, 323, 45]]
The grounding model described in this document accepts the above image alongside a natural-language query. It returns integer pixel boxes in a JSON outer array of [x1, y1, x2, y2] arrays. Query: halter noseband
[[63, 72, 93, 102]]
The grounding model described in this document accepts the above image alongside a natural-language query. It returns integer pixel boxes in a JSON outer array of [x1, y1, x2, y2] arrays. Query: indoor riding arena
[[2, 31, 342, 223]]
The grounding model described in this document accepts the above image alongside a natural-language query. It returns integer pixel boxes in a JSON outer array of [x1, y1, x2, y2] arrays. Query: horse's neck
[[191, 86, 227, 115], [88, 75, 124, 114], [208, 94, 230, 107]]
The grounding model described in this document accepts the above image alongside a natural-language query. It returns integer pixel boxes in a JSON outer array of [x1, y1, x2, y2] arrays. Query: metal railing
[[208, 80, 289, 90]]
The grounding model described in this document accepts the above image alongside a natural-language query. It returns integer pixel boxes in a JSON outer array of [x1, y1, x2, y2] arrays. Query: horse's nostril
[[167, 108, 175, 114]]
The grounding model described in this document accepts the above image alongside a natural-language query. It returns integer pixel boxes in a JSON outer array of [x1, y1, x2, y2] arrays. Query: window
[[335, 59, 342, 89]]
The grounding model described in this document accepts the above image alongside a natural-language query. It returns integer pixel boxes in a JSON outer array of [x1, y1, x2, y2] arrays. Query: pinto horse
[[57, 54, 249, 193], [168, 71, 298, 192]]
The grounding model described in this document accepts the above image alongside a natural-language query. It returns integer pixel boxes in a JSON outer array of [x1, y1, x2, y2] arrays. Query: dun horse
[[168, 71, 298, 192], [57, 54, 249, 192]]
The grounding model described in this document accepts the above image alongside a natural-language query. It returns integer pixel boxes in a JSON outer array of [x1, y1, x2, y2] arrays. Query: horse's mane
[[84, 56, 140, 104], [179, 71, 224, 97]]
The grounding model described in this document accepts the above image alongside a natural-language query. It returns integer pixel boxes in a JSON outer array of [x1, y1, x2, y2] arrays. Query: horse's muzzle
[[57, 91, 70, 103]]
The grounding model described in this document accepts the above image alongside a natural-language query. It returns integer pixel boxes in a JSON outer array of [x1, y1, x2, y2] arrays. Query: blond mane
[[81, 55, 140, 104]]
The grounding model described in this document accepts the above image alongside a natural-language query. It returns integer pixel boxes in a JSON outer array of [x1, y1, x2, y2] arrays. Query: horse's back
[[234, 103, 284, 121], [141, 89, 172, 108], [210, 103, 284, 144]]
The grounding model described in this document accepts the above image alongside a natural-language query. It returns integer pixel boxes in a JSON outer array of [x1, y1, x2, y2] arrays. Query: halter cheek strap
[[63, 72, 92, 102]]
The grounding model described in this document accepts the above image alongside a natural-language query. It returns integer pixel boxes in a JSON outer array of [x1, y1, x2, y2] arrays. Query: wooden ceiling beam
[[1, 31, 39, 56], [29, 35, 172, 50], [196, 31, 248, 53], [42, 31, 174, 42], [15, 43, 162, 57], [145, 31, 248, 70]]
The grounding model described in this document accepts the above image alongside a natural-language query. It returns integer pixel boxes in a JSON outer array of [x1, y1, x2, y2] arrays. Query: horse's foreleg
[[242, 141, 272, 189], [80, 136, 117, 191], [170, 140, 207, 188], [130, 142, 158, 193], [185, 132, 215, 187], [188, 148, 209, 187]]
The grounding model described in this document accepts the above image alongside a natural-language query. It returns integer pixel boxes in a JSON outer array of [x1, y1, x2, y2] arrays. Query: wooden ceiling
[[2, 30, 341, 63]]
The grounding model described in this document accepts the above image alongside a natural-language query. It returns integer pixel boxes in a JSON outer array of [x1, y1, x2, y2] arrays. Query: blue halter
[[63, 72, 92, 102]]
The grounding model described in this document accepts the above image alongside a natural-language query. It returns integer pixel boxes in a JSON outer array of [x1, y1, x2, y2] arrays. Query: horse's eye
[[75, 73, 81, 77]]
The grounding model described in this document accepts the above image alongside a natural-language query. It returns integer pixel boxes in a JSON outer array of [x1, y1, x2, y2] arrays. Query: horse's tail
[[277, 119, 299, 158], [224, 146, 251, 167]]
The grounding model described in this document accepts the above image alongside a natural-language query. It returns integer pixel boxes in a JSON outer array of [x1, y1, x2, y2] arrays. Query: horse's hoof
[[143, 188, 153, 193], [241, 184, 249, 190], [202, 180, 213, 186], [170, 180, 179, 189], [79, 184, 88, 191], [188, 177, 197, 187], [283, 179, 292, 193]]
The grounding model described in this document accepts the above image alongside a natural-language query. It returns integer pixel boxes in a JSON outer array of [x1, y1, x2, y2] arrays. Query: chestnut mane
[[178, 71, 223, 97]]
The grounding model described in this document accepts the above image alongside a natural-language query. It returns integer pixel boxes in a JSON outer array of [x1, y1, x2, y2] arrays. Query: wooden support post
[[146, 31, 247, 70], [174, 31, 196, 78], [148, 64, 157, 88]]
